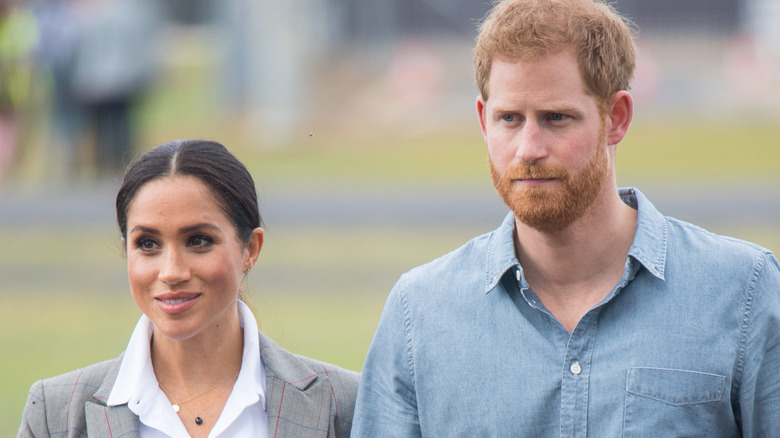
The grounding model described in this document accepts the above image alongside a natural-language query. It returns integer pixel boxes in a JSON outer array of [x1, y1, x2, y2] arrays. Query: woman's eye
[[189, 235, 213, 248], [135, 238, 159, 252]]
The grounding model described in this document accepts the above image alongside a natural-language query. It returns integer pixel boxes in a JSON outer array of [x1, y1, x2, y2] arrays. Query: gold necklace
[[158, 370, 239, 425]]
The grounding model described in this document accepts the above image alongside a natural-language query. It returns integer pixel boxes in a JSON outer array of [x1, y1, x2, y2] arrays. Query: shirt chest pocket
[[623, 367, 726, 437]]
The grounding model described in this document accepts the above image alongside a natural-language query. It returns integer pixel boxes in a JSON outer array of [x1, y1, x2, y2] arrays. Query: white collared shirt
[[108, 301, 268, 437]]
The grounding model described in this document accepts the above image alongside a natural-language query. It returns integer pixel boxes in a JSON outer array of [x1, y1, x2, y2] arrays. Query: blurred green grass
[[3, 60, 779, 436]]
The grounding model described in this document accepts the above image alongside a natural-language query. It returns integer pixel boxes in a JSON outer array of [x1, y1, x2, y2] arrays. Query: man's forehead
[[486, 58, 592, 104]]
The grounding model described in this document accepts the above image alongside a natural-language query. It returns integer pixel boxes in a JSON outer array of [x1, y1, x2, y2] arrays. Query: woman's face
[[124, 175, 262, 342]]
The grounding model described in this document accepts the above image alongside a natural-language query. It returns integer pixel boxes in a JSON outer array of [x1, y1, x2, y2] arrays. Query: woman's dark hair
[[116, 139, 262, 245]]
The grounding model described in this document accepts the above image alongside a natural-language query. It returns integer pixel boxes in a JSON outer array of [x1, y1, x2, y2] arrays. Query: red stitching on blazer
[[288, 374, 318, 385], [319, 362, 338, 416], [66, 369, 85, 434], [274, 382, 287, 438], [25, 383, 42, 435], [103, 407, 114, 437]]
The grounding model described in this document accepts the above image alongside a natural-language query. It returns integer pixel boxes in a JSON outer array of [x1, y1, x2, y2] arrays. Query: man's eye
[[549, 113, 566, 121], [501, 114, 516, 122]]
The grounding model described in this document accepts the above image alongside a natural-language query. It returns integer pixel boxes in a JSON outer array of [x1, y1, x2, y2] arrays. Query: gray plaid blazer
[[17, 331, 359, 438]]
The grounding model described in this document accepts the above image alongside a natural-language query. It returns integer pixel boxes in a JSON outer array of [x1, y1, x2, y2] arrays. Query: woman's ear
[[606, 90, 633, 146], [243, 227, 264, 273]]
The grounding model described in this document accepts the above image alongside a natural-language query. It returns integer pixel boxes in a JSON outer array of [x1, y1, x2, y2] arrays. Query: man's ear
[[476, 95, 489, 142], [606, 91, 633, 146]]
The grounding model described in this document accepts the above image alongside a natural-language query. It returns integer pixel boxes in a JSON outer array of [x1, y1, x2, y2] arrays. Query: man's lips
[[513, 177, 557, 185]]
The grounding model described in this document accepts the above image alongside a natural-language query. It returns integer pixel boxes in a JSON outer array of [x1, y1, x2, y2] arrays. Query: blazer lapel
[[85, 359, 140, 438], [76, 335, 334, 438], [260, 332, 334, 438]]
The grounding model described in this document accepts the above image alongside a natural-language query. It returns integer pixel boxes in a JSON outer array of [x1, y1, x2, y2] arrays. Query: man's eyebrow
[[544, 104, 579, 113], [489, 102, 580, 113]]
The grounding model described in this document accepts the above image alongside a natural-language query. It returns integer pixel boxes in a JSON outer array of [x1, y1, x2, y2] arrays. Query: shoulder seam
[[732, 251, 770, 396]]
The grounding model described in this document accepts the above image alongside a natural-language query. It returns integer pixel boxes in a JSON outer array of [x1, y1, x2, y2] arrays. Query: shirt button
[[570, 362, 582, 375]]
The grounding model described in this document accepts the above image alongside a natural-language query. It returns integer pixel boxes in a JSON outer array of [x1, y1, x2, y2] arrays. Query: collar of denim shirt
[[484, 187, 667, 295]]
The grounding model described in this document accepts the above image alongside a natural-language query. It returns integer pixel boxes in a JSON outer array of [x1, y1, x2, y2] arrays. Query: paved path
[[1, 180, 777, 297], [1, 181, 778, 229]]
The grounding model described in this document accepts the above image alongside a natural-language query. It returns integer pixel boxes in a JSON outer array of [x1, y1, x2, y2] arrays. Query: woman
[[18, 140, 359, 437]]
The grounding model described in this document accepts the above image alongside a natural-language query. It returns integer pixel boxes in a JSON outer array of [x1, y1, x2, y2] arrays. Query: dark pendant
[[195, 417, 203, 425]]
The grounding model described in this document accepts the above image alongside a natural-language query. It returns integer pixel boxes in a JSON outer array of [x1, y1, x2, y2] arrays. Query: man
[[351, 0, 780, 436]]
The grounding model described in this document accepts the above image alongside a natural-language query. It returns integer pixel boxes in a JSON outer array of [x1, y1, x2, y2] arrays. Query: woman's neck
[[151, 320, 244, 391]]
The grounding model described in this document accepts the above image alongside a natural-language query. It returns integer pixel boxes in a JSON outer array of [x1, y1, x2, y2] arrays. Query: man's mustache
[[502, 163, 569, 181]]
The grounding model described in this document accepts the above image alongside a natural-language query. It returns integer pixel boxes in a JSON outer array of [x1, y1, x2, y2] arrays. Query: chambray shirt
[[352, 188, 780, 437]]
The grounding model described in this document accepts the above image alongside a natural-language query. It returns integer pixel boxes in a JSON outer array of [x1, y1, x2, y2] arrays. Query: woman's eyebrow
[[178, 223, 221, 234], [129, 225, 159, 236]]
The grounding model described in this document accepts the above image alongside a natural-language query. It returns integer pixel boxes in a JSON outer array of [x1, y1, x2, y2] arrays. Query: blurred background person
[[68, 0, 160, 177], [31, 0, 81, 180], [0, 0, 38, 182]]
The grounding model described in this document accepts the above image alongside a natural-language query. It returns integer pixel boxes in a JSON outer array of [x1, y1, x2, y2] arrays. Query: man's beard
[[490, 130, 609, 233]]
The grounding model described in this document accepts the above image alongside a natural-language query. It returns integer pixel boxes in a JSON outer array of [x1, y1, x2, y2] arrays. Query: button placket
[[560, 311, 598, 436]]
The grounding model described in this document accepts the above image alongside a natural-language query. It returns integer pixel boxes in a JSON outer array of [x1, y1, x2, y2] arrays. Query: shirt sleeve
[[351, 277, 422, 437], [736, 251, 780, 436]]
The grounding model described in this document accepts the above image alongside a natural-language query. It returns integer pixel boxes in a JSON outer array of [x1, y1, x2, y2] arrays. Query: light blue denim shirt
[[352, 188, 780, 437]]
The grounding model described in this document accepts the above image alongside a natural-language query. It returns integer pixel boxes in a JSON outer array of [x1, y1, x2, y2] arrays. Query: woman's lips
[[155, 293, 200, 315]]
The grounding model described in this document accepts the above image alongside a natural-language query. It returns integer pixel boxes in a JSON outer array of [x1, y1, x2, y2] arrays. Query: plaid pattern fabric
[[18, 332, 359, 438]]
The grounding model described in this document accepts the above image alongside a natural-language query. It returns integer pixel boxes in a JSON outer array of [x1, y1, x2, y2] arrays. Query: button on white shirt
[[107, 301, 268, 437]]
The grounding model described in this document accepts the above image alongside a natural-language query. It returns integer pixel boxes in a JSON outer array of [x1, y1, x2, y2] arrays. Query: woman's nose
[[158, 248, 190, 285]]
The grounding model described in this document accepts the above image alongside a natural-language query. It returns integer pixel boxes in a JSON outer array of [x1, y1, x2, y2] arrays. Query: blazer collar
[[87, 356, 140, 437], [259, 331, 334, 437]]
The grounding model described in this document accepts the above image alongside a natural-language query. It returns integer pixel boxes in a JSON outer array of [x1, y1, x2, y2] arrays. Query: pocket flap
[[626, 367, 726, 406]]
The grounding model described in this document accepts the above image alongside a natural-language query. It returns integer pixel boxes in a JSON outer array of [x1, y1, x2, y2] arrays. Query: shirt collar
[[231, 300, 267, 411], [107, 300, 267, 414], [484, 187, 668, 294], [107, 314, 157, 409], [485, 212, 522, 294], [620, 187, 667, 281]]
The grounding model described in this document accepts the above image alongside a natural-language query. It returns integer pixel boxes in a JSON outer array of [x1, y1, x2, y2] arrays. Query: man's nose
[[514, 121, 548, 165]]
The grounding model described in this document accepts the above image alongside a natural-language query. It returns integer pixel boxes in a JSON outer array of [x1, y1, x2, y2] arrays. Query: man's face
[[477, 51, 611, 233]]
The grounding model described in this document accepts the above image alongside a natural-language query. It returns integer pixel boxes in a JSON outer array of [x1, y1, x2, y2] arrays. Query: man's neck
[[514, 189, 638, 332]]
